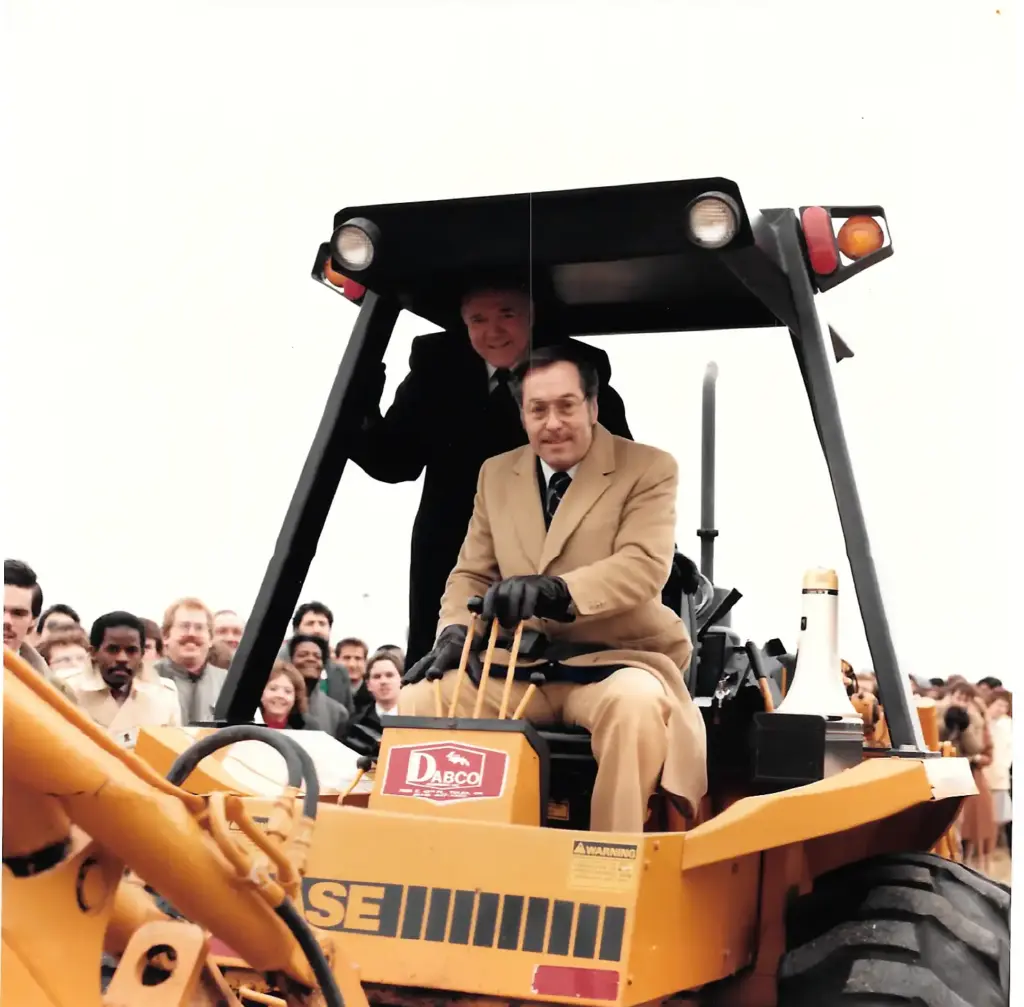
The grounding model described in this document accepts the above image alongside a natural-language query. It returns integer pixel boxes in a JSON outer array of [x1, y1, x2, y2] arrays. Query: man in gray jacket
[[155, 596, 227, 724], [286, 634, 349, 738]]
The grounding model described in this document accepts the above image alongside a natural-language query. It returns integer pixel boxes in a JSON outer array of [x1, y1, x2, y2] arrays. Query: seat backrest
[[683, 592, 698, 693], [662, 550, 706, 694], [661, 550, 687, 616]]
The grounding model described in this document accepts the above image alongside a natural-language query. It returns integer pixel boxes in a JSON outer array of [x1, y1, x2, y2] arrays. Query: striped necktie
[[546, 471, 572, 521]]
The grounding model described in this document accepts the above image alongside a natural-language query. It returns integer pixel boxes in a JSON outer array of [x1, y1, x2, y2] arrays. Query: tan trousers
[[398, 667, 670, 833]]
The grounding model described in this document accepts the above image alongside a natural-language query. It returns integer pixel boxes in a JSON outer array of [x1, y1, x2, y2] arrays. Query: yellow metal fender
[[683, 756, 975, 870]]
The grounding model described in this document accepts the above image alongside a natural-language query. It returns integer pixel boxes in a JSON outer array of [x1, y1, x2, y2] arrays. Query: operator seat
[[347, 553, 706, 828], [540, 549, 705, 831]]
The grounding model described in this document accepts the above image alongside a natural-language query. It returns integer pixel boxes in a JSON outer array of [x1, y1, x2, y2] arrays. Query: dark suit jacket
[[342, 701, 386, 757], [305, 687, 349, 740], [351, 679, 374, 715], [349, 331, 633, 666]]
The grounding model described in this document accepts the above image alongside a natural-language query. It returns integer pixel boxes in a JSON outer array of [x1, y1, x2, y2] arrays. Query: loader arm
[[1, 646, 367, 1007]]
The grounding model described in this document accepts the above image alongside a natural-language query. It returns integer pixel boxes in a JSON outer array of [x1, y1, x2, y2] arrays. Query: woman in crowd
[[257, 660, 309, 729], [984, 687, 1013, 850], [37, 626, 92, 678], [938, 681, 997, 871]]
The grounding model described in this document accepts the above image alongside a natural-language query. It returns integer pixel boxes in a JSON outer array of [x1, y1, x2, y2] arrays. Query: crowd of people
[[6, 555, 1012, 871], [4, 558, 405, 752], [851, 667, 1013, 874]]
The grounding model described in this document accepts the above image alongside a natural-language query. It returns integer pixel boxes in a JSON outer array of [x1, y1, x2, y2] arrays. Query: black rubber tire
[[777, 852, 1011, 1007], [100, 953, 118, 992]]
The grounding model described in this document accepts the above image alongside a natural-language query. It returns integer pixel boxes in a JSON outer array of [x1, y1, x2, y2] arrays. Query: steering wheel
[[692, 572, 716, 619]]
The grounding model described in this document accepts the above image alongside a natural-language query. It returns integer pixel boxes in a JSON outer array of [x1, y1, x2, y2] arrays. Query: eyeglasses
[[173, 621, 209, 635], [524, 397, 586, 422]]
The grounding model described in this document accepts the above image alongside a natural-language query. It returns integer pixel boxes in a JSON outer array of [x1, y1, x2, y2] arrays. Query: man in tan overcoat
[[399, 343, 707, 832]]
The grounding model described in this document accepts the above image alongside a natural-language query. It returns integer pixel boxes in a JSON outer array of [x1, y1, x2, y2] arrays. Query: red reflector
[[800, 206, 839, 276], [208, 937, 244, 961], [531, 965, 620, 1001], [342, 280, 367, 302]]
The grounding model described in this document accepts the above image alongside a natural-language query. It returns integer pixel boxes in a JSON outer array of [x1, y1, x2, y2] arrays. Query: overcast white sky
[[1, 1, 1018, 682]]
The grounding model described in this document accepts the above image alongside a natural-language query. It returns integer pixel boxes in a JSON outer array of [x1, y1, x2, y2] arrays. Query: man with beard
[[58, 611, 182, 747]]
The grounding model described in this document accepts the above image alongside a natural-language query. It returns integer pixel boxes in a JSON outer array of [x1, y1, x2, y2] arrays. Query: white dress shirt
[[539, 458, 580, 485]]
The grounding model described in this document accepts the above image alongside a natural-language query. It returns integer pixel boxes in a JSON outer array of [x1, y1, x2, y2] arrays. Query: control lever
[[512, 671, 547, 721]]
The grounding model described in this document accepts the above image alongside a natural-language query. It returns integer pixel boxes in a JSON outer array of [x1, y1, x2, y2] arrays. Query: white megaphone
[[775, 567, 861, 720]]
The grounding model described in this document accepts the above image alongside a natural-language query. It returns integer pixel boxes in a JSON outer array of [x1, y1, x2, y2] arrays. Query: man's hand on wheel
[[402, 624, 467, 685], [476, 575, 576, 629]]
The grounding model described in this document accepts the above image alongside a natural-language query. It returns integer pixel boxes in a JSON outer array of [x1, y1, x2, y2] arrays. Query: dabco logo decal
[[380, 741, 509, 804]]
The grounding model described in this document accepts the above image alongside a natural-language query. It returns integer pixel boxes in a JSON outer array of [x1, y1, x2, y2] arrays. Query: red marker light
[[341, 280, 366, 302], [532, 966, 620, 1001], [323, 259, 366, 301], [800, 206, 839, 276]]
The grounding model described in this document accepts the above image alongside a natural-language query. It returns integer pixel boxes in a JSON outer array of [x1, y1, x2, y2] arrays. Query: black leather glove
[[473, 575, 576, 629], [402, 624, 467, 685], [944, 705, 970, 732], [676, 553, 701, 596]]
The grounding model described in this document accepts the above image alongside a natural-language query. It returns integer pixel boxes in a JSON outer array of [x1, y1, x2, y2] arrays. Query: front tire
[[777, 852, 1010, 1006]]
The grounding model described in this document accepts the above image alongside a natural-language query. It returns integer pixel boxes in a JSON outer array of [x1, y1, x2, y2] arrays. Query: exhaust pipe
[[699, 362, 719, 582], [698, 361, 738, 629]]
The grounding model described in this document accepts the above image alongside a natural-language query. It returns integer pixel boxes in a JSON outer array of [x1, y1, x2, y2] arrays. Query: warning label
[[568, 840, 638, 892]]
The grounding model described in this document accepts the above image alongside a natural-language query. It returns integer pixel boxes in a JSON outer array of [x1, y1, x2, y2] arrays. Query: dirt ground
[[981, 845, 1013, 886]]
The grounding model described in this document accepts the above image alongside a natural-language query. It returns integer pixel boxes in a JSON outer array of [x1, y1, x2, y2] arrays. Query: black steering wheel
[[692, 571, 716, 620]]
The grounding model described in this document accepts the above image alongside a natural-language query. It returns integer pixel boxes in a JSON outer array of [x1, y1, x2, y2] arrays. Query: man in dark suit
[[349, 281, 633, 666]]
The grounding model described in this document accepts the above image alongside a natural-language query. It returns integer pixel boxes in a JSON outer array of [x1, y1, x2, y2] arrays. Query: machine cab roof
[[313, 176, 885, 353], [215, 175, 921, 756]]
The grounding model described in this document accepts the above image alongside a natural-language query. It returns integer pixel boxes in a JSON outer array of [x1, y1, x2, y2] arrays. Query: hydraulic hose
[[162, 725, 341, 1003], [165, 724, 320, 820], [276, 899, 346, 1007]]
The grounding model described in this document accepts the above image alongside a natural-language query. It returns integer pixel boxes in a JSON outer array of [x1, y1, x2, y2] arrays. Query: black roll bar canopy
[[215, 176, 926, 757]]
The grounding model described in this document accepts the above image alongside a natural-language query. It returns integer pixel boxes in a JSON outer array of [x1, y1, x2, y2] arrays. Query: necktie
[[546, 471, 572, 521], [488, 369, 525, 453]]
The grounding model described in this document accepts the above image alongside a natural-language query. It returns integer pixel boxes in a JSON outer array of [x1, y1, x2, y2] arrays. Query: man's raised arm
[[437, 465, 500, 634], [348, 338, 434, 484]]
